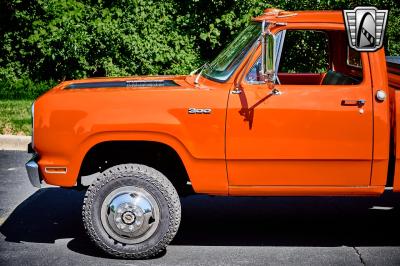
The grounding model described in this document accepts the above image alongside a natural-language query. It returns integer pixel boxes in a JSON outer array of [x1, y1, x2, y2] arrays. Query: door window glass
[[279, 30, 329, 73]]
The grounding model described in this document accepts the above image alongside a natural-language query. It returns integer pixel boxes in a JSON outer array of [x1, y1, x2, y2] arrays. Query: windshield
[[203, 22, 261, 82]]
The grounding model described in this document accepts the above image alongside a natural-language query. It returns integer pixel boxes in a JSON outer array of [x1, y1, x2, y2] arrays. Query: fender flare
[[70, 131, 195, 185]]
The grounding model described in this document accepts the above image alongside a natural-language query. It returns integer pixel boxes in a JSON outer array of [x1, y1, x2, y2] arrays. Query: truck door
[[226, 29, 373, 187]]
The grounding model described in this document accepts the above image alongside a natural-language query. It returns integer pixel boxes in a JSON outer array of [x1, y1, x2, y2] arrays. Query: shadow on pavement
[[1, 187, 400, 258], [1, 188, 85, 243]]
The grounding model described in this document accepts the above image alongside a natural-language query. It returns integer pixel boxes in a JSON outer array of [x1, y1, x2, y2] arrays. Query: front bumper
[[25, 153, 41, 188]]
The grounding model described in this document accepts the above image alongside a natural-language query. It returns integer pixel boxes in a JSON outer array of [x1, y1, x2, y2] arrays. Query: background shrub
[[0, 0, 399, 99]]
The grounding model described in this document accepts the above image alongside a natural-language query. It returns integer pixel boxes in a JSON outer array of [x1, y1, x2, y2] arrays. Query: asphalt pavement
[[1, 150, 400, 265]]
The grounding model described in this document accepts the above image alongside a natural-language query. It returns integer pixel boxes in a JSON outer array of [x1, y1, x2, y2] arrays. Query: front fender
[[33, 78, 230, 194], [38, 131, 228, 195]]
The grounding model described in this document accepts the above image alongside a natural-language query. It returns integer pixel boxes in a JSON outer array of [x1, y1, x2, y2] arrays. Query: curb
[[0, 135, 31, 151]]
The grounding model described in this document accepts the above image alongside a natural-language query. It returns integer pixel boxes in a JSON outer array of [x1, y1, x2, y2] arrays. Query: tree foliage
[[0, 0, 399, 99]]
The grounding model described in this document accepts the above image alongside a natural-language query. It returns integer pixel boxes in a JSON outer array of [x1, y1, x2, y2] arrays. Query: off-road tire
[[82, 164, 181, 259]]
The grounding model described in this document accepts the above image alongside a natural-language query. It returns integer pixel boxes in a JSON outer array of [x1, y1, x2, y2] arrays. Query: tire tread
[[82, 164, 181, 259]]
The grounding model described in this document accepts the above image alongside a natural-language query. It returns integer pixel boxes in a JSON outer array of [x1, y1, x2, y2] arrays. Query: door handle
[[341, 99, 366, 107]]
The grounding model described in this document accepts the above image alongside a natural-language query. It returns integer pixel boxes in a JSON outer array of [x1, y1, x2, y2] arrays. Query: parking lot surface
[[1, 150, 400, 265]]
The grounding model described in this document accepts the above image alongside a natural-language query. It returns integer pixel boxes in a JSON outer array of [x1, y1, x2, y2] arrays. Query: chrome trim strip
[[274, 30, 286, 85]]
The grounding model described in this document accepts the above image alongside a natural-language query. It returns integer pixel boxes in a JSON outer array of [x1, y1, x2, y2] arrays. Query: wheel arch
[[73, 131, 195, 194]]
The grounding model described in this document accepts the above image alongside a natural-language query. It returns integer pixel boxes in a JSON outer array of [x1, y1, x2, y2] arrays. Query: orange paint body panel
[[226, 41, 374, 187], [32, 10, 399, 197], [34, 75, 230, 194], [389, 63, 400, 191]]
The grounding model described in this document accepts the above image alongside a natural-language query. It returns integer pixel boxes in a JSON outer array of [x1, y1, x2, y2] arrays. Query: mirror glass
[[261, 32, 276, 83]]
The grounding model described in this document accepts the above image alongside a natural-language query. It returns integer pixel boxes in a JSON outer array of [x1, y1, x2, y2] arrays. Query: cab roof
[[253, 8, 344, 24]]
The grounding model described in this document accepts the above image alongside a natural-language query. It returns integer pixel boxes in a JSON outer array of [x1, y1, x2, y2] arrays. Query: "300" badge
[[188, 108, 212, 114]]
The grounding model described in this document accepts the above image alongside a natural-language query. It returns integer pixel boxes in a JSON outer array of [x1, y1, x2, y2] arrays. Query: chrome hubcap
[[100, 186, 160, 244]]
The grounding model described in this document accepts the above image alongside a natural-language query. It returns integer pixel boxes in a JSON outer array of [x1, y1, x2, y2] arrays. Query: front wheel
[[82, 164, 181, 259]]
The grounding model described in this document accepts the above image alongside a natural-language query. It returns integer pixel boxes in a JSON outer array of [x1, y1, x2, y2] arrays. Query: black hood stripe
[[65, 80, 179, 89]]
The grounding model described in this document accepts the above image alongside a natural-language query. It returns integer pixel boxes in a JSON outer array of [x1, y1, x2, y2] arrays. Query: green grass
[[0, 100, 33, 136]]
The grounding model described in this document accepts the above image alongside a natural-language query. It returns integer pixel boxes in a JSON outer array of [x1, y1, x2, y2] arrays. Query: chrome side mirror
[[260, 20, 276, 84]]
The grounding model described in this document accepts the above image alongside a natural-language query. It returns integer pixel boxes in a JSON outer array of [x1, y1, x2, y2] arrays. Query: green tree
[[0, 0, 399, 99]]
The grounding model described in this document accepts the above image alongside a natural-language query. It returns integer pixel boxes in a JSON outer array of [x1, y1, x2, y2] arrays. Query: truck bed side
[[388, 59, 400, 191]]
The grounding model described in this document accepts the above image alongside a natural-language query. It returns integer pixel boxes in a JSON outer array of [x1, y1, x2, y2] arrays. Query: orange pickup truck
[[26, 9, 400, 258]]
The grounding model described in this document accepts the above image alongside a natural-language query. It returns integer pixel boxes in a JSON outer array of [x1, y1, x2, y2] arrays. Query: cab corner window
[[347, 47, 363, 68]]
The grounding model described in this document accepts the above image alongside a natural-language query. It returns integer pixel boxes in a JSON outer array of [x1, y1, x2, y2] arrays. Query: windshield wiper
[[191, 62, 211, 85]]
